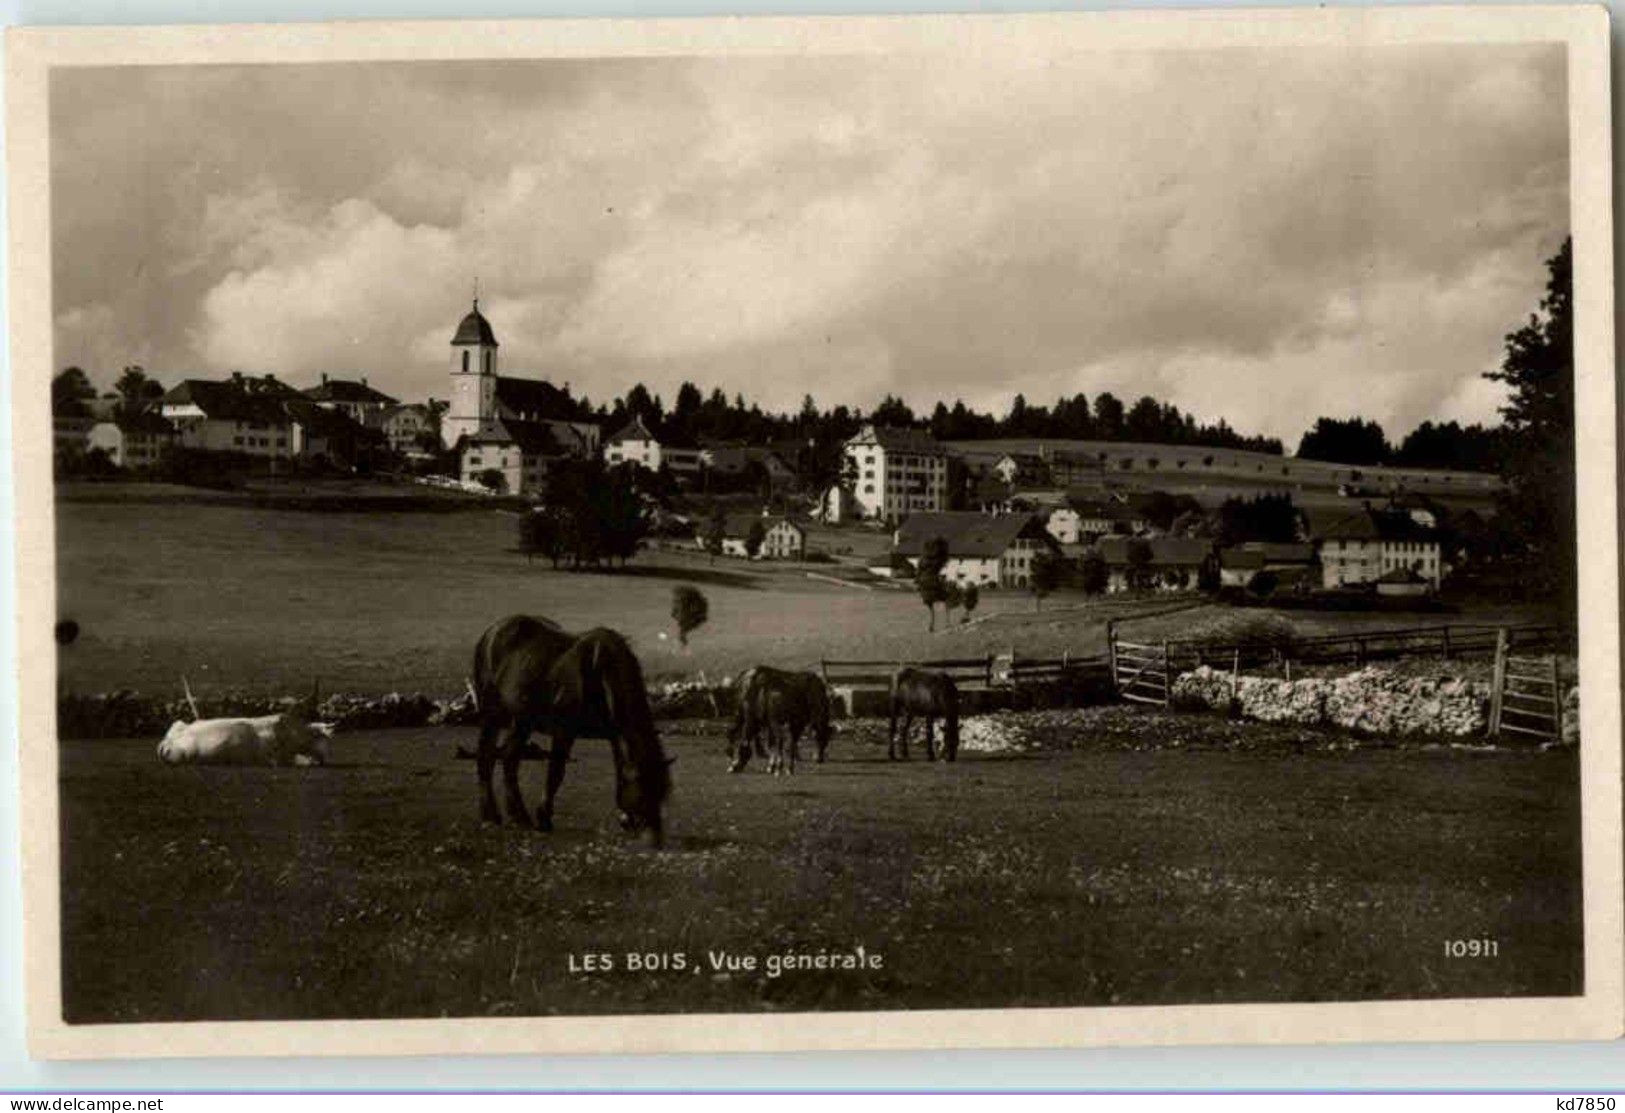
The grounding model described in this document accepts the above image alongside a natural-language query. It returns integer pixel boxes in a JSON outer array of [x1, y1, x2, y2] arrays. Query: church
[[442, 299, 601, 495]]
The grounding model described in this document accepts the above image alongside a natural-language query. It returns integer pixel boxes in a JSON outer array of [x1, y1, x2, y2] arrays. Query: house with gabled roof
[[1095, 536, 1215, 593], [844, 423, 949, 522], [602, 415, 703, 479], [304, 375, 398, 429], [1315, 506, 1443, 591], [458, 418, 570, 495], [893, 510, 1058, 589]]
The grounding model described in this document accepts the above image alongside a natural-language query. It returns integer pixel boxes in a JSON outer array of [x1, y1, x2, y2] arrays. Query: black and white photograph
[[8, 7, 1621, 1058]]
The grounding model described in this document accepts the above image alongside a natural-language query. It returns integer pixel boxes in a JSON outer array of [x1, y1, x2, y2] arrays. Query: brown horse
[[472, 615, 673, 843], [727, 666, 832, 774], [888, 667, 960, 762]]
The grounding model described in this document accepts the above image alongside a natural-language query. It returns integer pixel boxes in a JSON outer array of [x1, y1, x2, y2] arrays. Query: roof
[[161, 379, 291, 423], [304, 378, 398, 405], [1316, 508, 1439, 543], [848, 423, 945, 455], [606, 415, 658, 446], [895, 512, 1050, 559], [463, 418, 563, 456], [1097, 536, 1214, 567], [451, 302, 499, 347], [715, 513, 802, 538], [1221, 542, 1316, 566], [493, 376, 580, 423], [107, 410, 176, 436]]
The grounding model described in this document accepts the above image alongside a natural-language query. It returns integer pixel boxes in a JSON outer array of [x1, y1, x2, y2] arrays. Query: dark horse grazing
[[726, 666, 832, 775], [888, 667, 961, 762], [472, 615, 673, 843]]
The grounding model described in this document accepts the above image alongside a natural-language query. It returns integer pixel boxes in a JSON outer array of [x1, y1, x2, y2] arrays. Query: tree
[[916, 536, 950, 631], [1295, 416, 1392, 466], [702, 507, 728, 564], [1029, 550, 1062, 610], [113, 366, 164, 415], [476, 468, 506, 493], [1124, 538, 1154, 591], [1217, 494, 1300, 545], [52, 367, 96, 413], [960, 583, 980, 624], [942, 581, 964, 624], [671, 585, 709, 648], [1078, 551, 1108, 595], [745, 518, 767, 558], [1484, 237, 1575, 607]]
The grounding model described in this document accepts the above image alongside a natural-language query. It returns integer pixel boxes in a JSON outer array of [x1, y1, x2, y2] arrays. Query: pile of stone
[[1172, 665, 1492, 738]]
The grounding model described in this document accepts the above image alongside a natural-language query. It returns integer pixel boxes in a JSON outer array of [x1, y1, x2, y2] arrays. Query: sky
[[49, 42, 1569, 447]]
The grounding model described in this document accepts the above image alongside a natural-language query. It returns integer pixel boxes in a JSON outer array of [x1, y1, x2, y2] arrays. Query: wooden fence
[[1163, 622, 1565, 675], [820, 655, 995, 691], [1110, 638, 1172, 706]]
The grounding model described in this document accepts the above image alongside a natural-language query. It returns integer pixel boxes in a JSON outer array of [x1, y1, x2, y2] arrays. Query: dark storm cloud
[[51, 43, 1567, 444]]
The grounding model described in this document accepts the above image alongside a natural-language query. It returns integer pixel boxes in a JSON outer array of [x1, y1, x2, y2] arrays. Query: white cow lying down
[[157, 714, 335, 766]]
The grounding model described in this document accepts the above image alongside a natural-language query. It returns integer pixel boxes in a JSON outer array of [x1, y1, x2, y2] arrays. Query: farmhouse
[[87, 410, 177, 469], [603, 415, 704, 479], [1218, 542, 1318, 591], [1065, 497, 1149, 540], [303, 375, 398, 429], [441, 299, 601, 454], [894, 511, 1058, 588], [1096, 536, 1214, 593], [1315, 507, 1443, 591], [381, 403, 434, 455], [696, 513, 806, 559], [845, 423, 949, 522], [460, 418, 582, 495]]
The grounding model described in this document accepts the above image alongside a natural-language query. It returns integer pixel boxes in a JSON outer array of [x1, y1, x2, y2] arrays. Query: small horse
[[727, 666, 832, 774], [472, 615, 673, 843], [888, 667, 960, 762]]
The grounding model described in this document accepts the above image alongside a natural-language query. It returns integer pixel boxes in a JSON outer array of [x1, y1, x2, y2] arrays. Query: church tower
[[443, 298, 499, 449]]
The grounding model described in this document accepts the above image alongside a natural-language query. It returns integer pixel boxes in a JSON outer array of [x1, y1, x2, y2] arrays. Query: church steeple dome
[[451, 299, 499, 348]]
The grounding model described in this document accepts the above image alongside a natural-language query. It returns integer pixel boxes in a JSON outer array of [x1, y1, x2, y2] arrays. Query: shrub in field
[[961, 584, 980, 624], [671, 585, 709, 648]]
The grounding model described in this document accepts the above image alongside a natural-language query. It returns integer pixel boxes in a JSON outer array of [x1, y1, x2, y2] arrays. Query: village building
[[303, 375, 398, 429], [1218, 542, 1318, 591], [1095, 536, 1215, 593], [992, 452, 1049, 488], [603, 415, 704, 479], [86, 410, 177, 469], [893, 511, 1059, 589], [381, 403, 434, 455], [440, 299, 600, 454], [844, 423, 949, 522], [160, 375, 298, 458], [696, 513, 807, 560], [1063, 497, 1149, 540], [1315, 507, 1443, 591], [159, 374, 372, 463], [459, 418, 572, 495]]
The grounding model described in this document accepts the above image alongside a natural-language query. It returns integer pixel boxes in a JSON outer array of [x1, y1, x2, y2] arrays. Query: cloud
[[50, 44, 1567, 443]]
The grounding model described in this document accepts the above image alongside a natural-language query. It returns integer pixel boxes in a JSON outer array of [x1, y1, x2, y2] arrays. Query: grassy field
[[58, 712, 1581, 1023], [54, 498, 1554, 699]]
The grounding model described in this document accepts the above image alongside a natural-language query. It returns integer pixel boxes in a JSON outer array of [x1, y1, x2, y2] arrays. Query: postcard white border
[[7, 4, 1620, 1061]]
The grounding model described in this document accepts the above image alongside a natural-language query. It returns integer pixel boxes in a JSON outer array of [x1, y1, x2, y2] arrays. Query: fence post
[[1106, 619, 1119, 693], [1161, 640, 1170, 703], [1441, 627, 1451, 661], [1231, 649, 1240, 704], [1488, 627, 1508, 738], [820, 659, 830, 685], [1551, 655, 1563, 742]]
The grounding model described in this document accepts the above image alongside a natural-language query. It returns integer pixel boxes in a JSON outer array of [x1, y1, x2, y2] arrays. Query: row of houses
[[888, 504, 1446, 594]]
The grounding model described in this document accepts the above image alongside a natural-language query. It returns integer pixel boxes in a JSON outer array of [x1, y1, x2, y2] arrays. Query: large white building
[[1316, 507, 1443, 591], [844, 423, 949, 522]]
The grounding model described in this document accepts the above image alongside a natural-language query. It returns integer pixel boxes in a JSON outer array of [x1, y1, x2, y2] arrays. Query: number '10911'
[[1443, 938, 1498, 958]]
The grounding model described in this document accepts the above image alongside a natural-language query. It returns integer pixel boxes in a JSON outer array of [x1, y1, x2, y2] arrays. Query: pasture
[[59, 713, 1580, 1023], [54, 498, 1552, 700]]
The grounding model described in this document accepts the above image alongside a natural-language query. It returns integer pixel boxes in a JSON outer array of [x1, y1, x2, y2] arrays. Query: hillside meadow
[[54, 496, 1551, 699]]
